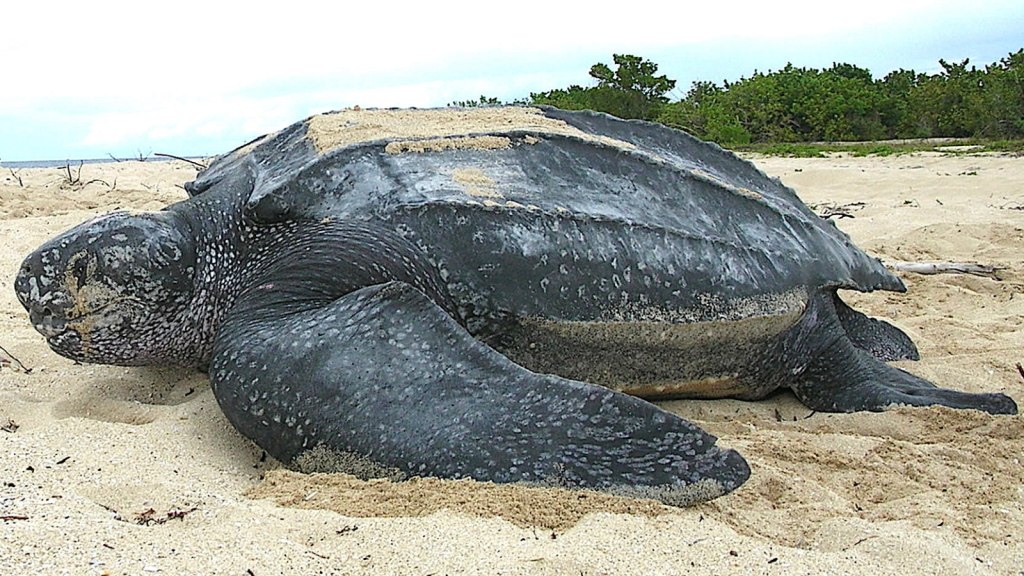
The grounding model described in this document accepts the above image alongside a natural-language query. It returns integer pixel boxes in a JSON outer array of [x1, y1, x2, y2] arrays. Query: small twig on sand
[[134, 506, 198, 525], [106, 153, 124, 163], [842, 535, 878, 551], [0, 344, 32, 373], [63, 160, 80, 186], [885, 261, 1004, 279], [307, 550, 330, 560], [8, 167, 23, 186], [1015, 363, 1024, 383], [154, 153, 208, 170]]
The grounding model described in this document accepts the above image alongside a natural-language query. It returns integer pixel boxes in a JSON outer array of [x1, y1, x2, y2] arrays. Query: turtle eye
[[153, 241, 183, 264], [72, 256, 89, 289]]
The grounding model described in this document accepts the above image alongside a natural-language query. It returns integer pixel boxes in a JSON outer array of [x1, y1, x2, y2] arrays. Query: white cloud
[[1, 0, 970, 104], [195, 119, 228, 137], [76, 72, 576, 152], [79, 97, 300, 146]]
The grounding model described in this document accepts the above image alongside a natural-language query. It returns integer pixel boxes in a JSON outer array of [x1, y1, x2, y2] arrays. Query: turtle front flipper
[[210, 281, 750, 507], [787, 293, 1018, 415]]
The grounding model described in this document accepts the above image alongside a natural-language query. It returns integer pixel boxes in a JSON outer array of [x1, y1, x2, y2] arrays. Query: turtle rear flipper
[[210, 281, 750, 506], [788, 293, 1017, 415], [832, 292, 919, 361]]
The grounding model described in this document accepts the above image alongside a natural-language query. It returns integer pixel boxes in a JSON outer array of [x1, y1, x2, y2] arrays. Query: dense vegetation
[[455, 50, 1024, 148]]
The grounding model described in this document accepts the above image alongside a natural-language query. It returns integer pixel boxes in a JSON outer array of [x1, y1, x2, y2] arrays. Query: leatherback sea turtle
[[15, 107, 1017, 506]]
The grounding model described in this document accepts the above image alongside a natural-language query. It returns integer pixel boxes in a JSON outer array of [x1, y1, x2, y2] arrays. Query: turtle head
[[15, 210, 197, 366]]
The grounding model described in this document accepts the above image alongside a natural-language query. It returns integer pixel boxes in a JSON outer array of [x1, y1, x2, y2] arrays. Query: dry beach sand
[[0, 150, 1022, 574]]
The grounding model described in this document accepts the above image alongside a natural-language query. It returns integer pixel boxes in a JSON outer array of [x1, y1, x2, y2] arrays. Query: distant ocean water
[[1, 156, 207, 169]]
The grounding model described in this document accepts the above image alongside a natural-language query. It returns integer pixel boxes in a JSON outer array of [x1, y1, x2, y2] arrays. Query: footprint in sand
[[51, 366, 206, 425], [51, 397, 161, 425]]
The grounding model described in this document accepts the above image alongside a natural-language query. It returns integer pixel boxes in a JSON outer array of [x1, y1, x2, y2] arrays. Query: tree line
[[456, 50, 1024, 146]]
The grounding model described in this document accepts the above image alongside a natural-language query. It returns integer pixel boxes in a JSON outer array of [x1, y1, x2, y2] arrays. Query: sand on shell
[[1, 152, 1022, 574]]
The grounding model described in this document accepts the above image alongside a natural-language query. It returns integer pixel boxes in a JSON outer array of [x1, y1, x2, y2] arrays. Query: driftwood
[[59, 160, 108, 191], [884, 261, 1004, 279], [154, 153, 208, 170], [809, 201, 865, 219]]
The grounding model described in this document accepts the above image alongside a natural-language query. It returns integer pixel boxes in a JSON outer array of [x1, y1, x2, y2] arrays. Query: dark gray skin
[[15, 107, 1017, 507]]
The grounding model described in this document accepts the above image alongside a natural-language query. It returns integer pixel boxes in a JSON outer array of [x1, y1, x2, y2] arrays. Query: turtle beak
[[29, 307, 70, 339]]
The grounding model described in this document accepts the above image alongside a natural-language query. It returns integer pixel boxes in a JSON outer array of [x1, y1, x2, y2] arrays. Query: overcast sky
[[2, 0, 1023, 161]]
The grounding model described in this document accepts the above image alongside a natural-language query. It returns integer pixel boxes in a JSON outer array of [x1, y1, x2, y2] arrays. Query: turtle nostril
[[42, 306, 54, 320]]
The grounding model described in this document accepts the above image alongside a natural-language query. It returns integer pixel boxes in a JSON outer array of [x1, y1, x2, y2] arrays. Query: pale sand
[[1, 152, 1022, 574]]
